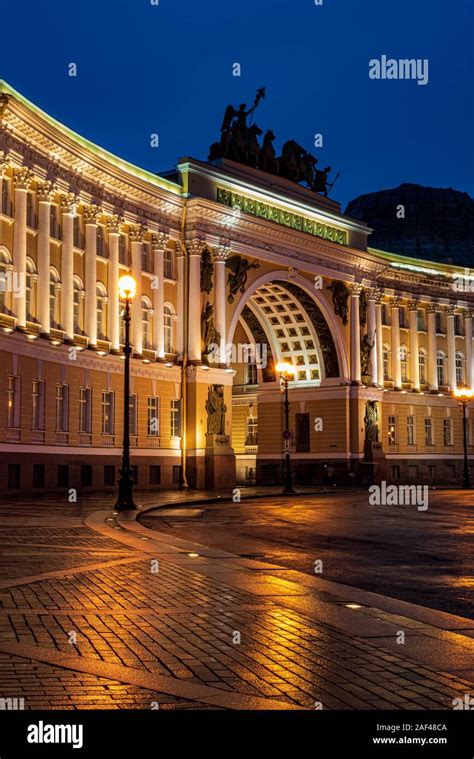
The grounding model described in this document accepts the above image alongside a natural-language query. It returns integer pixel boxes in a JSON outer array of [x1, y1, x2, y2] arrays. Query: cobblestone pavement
[[0, 492, 472, 710]]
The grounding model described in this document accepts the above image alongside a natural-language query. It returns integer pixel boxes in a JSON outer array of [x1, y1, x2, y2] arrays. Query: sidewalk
[[0, 489, 472, 710]]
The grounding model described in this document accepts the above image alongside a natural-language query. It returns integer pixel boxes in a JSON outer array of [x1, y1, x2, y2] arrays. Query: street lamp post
[[276, 362, 296, 495], [115, 275, 137, 511], [452, 388, 474, 489]]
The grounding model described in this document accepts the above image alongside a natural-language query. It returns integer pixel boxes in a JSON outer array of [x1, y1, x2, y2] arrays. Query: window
[[456, 353, 465, 386], [79, 387, 92, 433], [437, 351, 446, 386], [383, 344, 390, 380], [119, 234, 128, 265], [32, 379, 45, 430], [57, 465, 69, 488], [388, 416, 398, 445], [102, 391, 114, 434], [1, 178, 12, 216], [25, 258, 36, 321], [417, 310, 426, 331], [33, 464, 45, 488], [172, 465, 181, 485], [73, 277, 84, 333], [96, 283, 107, 339], [164, 305, 174, 353], [400, 346, 408, 382], [428, 465, 437, 479], [129, 394, 138, 437], [149, 465, 161, 485], [26, 192, 36, 229], [81, 465, 92, 487], [56, 384, 69, 432], [390, 465, 400, 481], [147, 396, 160, 436], [407, 415, 415, 446], [104, 465, 115, 486], [164, 248, 174, 279], [141, 242, 150, 273], [381, 304, 390, 326], [245, 361, 258, 385], [455, 314, 463, 336], [141, 297, 152, 349], [418, 349, 426, 384], [50, 204, 60, 239], [443, 418, 453, 446], [96, 225, 107, 258], [295, 413, 310, 453], [0, 249, 12, 311], [7, 376, 19, 427], [425, 418, 434, 446], [170, 399, 181, 437], [8, 464, 20, 489], [49, 268, 60, 327], [435, 312, 444, 334], [398, 307, 407, 328], [246, 415, 258, 446], [73, 216, 83, 248]]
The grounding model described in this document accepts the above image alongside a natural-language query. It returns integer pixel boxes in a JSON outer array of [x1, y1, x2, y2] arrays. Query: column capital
[[408, 298, 420, 311], [13, 166, 34, 190], [176, 240, 185, 258], [463, 308, 474, 320], [83, 203, 102, 225], [446, 304, 457, 317], [0, 151, 11, 175], [349, 283, 363, 297], [37, 181, 57, 203], [106, 214, 124, 235], [60, 192, 78, 215], [151, 231, 168, 250], [213, 243, 230, 262], [129, 222, 146, 242], [188, 238, 206, 257], [427, 301, 439, 314], [367, 287, 383, 303], [390, 296, 402, 308]]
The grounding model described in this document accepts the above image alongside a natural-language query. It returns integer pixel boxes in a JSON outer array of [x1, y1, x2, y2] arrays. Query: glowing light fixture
[[118, 275, 137, 300]]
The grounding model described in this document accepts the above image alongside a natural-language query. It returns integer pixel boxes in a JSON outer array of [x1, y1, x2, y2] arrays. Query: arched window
[[49, 267, 61, 327], [25, 257, 37, 321], [418, 348, 427, 384], [96, 282, 108, 339], [400, 345, 408, 383], [73, 276, 84, 334], [437, 350, 446, 387], [164, 304, 175, 354], [382, 343, 390, 380], [0, 247, 12, 312], [141, 296, 153, 350], [456, 352, 465, 386]]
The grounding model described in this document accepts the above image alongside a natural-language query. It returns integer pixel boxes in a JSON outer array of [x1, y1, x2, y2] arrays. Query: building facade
[[0, 81, 473, 493]]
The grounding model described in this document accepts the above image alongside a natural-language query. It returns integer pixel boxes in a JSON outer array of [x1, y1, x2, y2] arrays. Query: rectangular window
[[32, 464, 45, 488], [7, 375, 19, 428], [81, 465, 92, 487], [295, 413, 310, 453], [7, 464, 20, 489], [381, 304, 390, 326], [119, 235, 128, 265], [390, 465, 400, 481], [96, 225, 106, 257], [246, 415, 258, 446], [417, 310, 426, 331], [455, 314, 463, 336], [129, 394, 138, 436], [55, 384, 69, 432], [428, 464, 437, 479], [73, 216, 83, 248], [32, 379, 45, 430], [425, 418, 434, 446], [149, 465, 161, 485], [147, 396, 160, 436], [170, 399, 181, 437], [79, 387, 92, 433], [435, 312, 444, 334], [399, 307, 407, 328], [57, 465, 69, 488], [172, 465, 181, 485], [1, 178, 12, 216], [407, 415, 415, 446], [102, 391, 114, 434], [443, 418, 453, 446], [246, 362, 258, 385], [164, 249, 174, 279], [388, 416, 398, 445], [26, 192, 36, 229], [141, 243, 150, 273], [50, 204, 60, 239], [104, 465, 115, 486]]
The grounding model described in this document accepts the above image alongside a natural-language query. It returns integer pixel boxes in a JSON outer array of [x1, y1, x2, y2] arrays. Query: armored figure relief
[[206, 384, 227, 435], [364, 401, 379, 443], [225, 255, 260, 303], [361, 333, 375, 377], [200, 248, 214, 294], [201, 302, 220, 354], [327, 281, 350, 325]]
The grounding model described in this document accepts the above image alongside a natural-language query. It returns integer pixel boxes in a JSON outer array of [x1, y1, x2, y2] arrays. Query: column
[[176, 241, 185, 358], [446, 305, 457, 390], [83, 204, 101, 346], [12, 167, 34, 328], [36, 180, 55, 334], [390, 297, 402, 389], [408, 299, 420, 391], [367, 289, 377, 384], [427, 302, 438, 392], [375, 291, 384, 387], [465, 310, 473, 388], [214, 244, 229, 365], [188, 240, 203, 362], [129, 223, 145, 355], [349, 284, 362, 383], [60, 193, 77, 341], [151, 231, 167, 358], [107, 215, 123, 352]]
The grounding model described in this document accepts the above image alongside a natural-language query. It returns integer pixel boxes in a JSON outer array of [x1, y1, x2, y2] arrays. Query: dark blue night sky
[[1, 0, 472, 207]]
